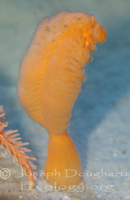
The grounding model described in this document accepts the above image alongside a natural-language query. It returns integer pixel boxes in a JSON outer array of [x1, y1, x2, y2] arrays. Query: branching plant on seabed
[[0, 105, 37, 189]]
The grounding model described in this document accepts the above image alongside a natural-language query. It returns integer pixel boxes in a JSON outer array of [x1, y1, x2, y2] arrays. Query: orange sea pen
[[17, 10, 106, 187], [0, 106, 37, 189]]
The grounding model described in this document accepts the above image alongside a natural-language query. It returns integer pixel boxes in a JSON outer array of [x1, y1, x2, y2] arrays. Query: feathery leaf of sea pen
[[0, 106, 37, 189]]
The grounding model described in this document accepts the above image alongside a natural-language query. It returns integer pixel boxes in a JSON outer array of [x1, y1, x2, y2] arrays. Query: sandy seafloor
[[0, 0, 130, 199]]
